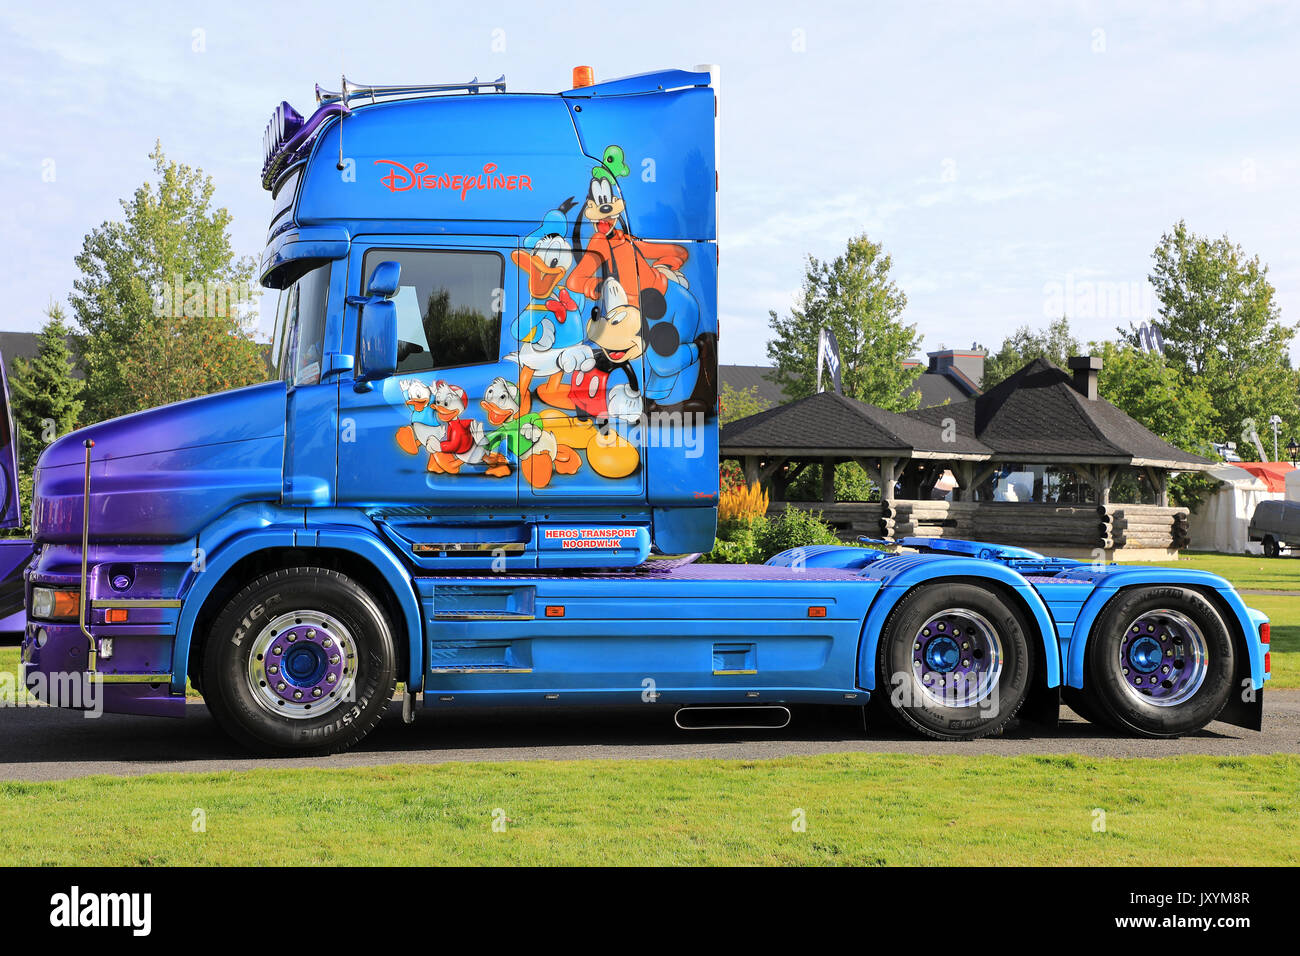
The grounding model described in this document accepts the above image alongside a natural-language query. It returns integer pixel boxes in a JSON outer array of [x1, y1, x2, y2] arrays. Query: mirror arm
[[322, 353, 355, 378]]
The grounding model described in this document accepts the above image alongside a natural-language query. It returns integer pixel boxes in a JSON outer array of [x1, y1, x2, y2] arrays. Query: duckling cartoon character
[[507, 197, 591, 412], [425, 380, 488, 474], [481, 376, 581, 489], [395, 379, 446, 458]]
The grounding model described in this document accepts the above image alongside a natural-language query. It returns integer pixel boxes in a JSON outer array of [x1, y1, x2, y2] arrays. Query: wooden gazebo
[[721, 356, 1216, 559]]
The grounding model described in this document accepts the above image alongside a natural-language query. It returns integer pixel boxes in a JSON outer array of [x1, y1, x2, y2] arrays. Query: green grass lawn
[[0, 754, 1296, 866], [1152, 550, 1300, 590], [0, 646, 29, 703]]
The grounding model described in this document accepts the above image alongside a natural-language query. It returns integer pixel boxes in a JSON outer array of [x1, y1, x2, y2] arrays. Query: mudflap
[[1018, 680, 1060, 729], [1218, 688, 1264, 731]]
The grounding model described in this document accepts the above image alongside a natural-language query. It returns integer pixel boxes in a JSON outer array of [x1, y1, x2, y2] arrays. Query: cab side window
[[361, 248, 503, 374], [269, 261, 331, 385]]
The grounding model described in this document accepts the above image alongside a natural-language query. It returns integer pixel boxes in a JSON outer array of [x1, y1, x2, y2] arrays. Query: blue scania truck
[[17, 66, 1271, 754]]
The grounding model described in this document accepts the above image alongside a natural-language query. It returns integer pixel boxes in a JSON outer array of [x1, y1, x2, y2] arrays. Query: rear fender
[[854, 556, 1060, 692], [1061, 567, 1267, 691]]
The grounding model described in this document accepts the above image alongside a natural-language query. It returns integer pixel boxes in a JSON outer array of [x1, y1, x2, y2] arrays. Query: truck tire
[[1084, 586, 1234, 738], [1263, 535, 1280, 559], [1061, 686, 1114, 729], [875, 582, 1032, 740], [203, 567, 398, 755]]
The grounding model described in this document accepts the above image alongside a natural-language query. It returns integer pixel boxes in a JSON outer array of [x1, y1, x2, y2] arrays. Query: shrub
[[785, 461, 878, 502], [755, 506, 843, 558], [701, 514, 768, 564], [702, 506, 845, 564]]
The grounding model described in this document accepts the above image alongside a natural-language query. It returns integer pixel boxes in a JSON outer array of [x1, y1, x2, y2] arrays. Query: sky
[[2, 0, 1298, 366]]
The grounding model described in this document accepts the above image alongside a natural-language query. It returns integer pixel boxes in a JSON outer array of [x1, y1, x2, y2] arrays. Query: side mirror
[[355, 261, 400, 385]]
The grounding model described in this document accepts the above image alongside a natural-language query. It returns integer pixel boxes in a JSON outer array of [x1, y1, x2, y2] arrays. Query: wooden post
[[822, 457, 836, 505], [953, 462, 974, 502], [1097, 466, 1114, 506], [880, 457, 898, 502], [1145, 467, 1169, 507], [743, 456, 759, 486]]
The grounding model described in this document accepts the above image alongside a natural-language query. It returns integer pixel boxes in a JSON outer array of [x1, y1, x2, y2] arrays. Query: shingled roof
[[721, 390, 990, 459], [906, 357, 1215, 469]]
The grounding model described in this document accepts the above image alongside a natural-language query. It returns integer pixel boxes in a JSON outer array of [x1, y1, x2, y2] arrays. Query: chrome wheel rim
[[911, 608, 1004, 707], [1118, 609, 1208, 707], [246, 610, 358, 719]]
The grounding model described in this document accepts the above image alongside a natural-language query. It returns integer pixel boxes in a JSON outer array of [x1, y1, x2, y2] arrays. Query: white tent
[[1287, 468, 1300, 503], [1188, 464, 1282, 554]]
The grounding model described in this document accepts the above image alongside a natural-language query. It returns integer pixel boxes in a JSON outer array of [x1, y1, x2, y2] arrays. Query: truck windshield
[[269, 262, 331, 385], [361, 248, 503, 373]]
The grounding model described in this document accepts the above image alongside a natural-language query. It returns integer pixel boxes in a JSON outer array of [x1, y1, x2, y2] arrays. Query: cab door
[[336, 237, 520, 511]]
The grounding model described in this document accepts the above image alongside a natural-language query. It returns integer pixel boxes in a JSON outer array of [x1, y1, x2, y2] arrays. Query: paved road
[[1, 691, 1297, 781]]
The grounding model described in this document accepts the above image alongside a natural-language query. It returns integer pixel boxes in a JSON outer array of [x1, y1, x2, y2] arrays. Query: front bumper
[[20, 622, 185, 717]]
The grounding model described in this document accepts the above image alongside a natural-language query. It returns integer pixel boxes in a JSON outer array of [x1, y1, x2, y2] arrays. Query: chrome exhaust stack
[[673, 705, 792, 730]]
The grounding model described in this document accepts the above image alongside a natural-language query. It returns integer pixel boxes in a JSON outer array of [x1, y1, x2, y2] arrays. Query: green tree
[[1141, 220, 1300, 459], [70, 142, 261, 422], [982, 315, 1081, 389], [766, 234, 922, 411], [719, 382, 772, 424], [5, 304, 85, 534], [1094, 341, 1214, 456]]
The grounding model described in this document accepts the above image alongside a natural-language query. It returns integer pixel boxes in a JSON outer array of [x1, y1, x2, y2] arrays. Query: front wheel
[[875, 582, 1032, 740], [203, 567, 398, 755], [1083, 586, 1234, 738]]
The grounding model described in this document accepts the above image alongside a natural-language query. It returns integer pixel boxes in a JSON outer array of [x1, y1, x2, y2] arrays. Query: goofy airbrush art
[[567, 145, 718, 417]]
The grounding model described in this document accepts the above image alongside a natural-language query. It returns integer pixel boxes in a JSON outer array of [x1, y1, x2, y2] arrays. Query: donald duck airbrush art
[[507, 197, 591, 414]]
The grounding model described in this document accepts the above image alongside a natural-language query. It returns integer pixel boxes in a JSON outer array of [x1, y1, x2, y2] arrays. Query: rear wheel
[[1263, 535, 1281, 559], [203, 567, 398, 755], [1061, 686, 1110, 726], [875, 582, 1032, 740], [1084, 586, 1234, 738]]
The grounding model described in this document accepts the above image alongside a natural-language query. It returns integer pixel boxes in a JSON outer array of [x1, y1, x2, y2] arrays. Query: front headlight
[[30, 587, 80, 621]]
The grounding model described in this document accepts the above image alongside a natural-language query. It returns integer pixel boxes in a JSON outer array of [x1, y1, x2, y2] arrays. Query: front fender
[[854, 554, 1061, 691], [172, 525, 424, 694]]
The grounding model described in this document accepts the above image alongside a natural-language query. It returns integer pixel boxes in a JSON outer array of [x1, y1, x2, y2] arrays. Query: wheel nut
[[293, 691, 303, 700], [326, 674, 337, 684], [272, 646, 282, 655], [276, 681, 286, 691], [329, 655, 340, 665], [961, 659, 970, 667], [962, 642, 969, 650], [307, 629, 317, 639], [323, 638, 333, 648], [312, 688, 322, 697], [287, 634, 297, 642], [269, 665, 279, 674]]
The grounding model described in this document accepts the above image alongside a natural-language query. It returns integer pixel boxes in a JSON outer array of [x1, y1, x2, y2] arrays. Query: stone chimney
[[1068, 355, 1102, 400]]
